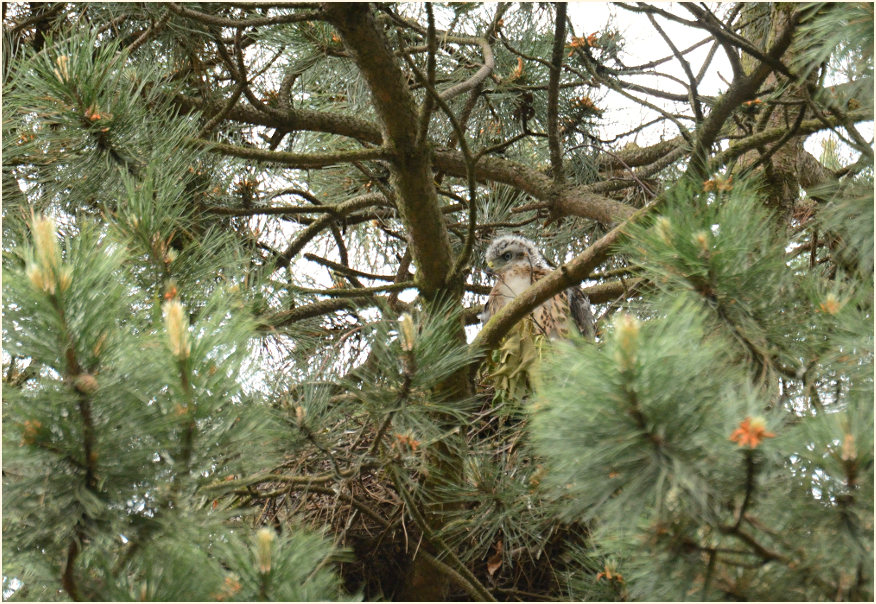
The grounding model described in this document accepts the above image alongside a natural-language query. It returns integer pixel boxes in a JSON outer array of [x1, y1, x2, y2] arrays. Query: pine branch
[[187, 137, 390, 168], [684, 7, 800, 181], [277, 193, 390, 265], [289, 282, 414, 298], [166, 2, 325, 28], [325, 3, 455, 300], [547, 3, 567, 182], [717, 109, 873, 167]]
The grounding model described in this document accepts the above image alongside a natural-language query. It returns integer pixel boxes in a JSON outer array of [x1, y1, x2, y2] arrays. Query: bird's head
[[484, 234, 546, 275]]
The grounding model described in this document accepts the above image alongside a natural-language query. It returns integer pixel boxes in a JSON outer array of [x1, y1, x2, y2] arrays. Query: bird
[[481, 234, 595, 340]]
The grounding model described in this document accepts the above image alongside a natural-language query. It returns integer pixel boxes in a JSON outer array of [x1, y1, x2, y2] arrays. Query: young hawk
[[482, 235, 595, 340]]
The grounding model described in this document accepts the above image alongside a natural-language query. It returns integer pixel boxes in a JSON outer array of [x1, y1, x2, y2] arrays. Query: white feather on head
[[484, 234, 547, 268]]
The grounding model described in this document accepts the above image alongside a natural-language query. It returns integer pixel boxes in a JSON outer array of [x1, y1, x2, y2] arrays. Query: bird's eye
[[501, 252, 512, 261]]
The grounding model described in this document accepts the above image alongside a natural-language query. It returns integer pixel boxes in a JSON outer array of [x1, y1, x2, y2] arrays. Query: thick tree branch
[[171, 92, 383, 144], [172, 91, 637, 223], [262, 297, 373, 329], [433, 150, 636, 223], [325, 3, 454, 300]]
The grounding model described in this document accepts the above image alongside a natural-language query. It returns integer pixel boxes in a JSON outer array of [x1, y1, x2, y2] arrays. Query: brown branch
[[9, 2, 66, 33], [433, 149, 636, 224], [325, 3, 455, 300], [718, 524, 792, 565], [196, 37, 247, 140], [290, 281, 414, 298], [170, 91, 637, 224], [205, 204, 348, 217], [680, 3, 794, 79], [547, 3, 567, 183], [717, 109, 872, 167], [304, 253, 406, 282], [125, 9, 170, 54], [277, 193, 390, 265], [166, 2, 324, 28], [585, 277, 646, 304], [186, 137, 390, 168], [170, 91, 383, 144], [684, 8, 800, 181], [260, 298, 371, 330]]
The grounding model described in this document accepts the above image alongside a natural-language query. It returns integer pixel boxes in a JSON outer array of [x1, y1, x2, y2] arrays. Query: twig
[[735, 450, 756, 529], [570, 43, 694, 145], [417, 4, 437, 146], [740, 102, 807, 177], [646, 12, 703, 121], [196, 30, 247, 139], [277, 193, 390, 266], [304, 253, 404, 282], [125, 9, 170, 54], [681, 3, 794, 79], [719, 524, 791, 565], [10, 2, 66, 33], [289, 281, 414, 298]]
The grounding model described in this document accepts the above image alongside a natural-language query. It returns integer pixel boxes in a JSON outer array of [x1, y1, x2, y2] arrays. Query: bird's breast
[[492, 271, 533, 305]]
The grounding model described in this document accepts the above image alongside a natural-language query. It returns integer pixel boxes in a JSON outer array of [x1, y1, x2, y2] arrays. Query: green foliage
[[2, 20, 351, 598], [530, 176, 873, 600], [3, 213, 349, 600], [3, 2, 872, 601]]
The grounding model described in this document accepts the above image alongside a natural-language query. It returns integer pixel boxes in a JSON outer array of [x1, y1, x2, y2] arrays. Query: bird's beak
[[485, 260, 495, 276]]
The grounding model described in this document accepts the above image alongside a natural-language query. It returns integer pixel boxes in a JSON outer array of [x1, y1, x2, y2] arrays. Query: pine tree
[[3, 2, 872, 601]]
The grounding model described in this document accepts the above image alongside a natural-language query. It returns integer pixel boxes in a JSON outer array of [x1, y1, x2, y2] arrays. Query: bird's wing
[[567, 285, 596, 340], [479, 301, 491, 327]]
